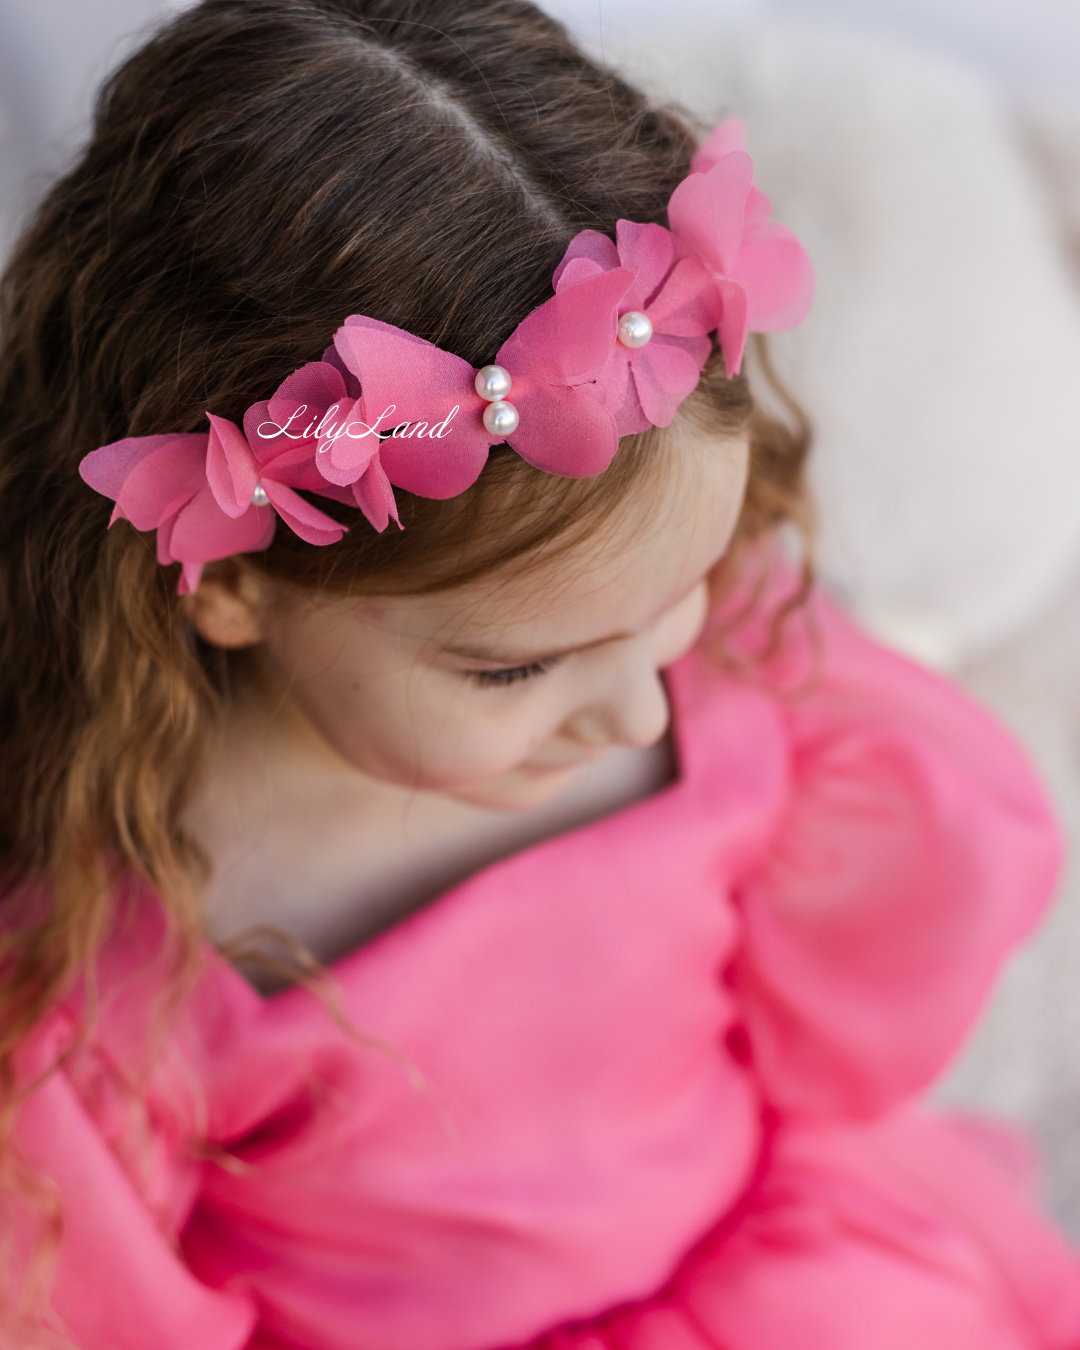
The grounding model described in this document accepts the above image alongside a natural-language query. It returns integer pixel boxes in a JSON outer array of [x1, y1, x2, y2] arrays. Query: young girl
[[2, 1, 1079, 1346]]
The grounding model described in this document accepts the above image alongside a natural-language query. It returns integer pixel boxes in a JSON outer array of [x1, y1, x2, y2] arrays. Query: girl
[[1, 1, 1078, 1347]]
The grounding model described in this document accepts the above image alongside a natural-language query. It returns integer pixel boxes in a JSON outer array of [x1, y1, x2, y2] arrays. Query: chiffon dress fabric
[[12, 586, 1080, 1350]]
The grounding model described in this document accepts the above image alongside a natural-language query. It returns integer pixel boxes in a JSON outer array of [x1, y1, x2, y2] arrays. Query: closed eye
[[467, 657, 561, 688]]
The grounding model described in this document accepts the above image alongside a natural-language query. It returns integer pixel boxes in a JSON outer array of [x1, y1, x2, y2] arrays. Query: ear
[[184, 559, 270, 649]]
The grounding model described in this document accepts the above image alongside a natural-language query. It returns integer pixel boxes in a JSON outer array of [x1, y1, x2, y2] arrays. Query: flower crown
[[79, 120, 812, 595]]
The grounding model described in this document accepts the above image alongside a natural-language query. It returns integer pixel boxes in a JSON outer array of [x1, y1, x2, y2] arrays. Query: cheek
[[376, 696, 549, 789], [652, 581, 710, 667], [278, 645, 559, 792], [358, 688, 562, 791]]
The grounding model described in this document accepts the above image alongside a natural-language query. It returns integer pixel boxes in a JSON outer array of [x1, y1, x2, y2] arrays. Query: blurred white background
[[3, 0, 1080, 1231], [547, 0, 1080, 100]]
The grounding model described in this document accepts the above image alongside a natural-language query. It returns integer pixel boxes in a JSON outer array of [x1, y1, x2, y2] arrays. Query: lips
[[517, 752, 604, 777]]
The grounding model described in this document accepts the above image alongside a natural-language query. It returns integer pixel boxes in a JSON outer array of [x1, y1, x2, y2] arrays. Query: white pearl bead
[[482, 399, 519, 438], [474, 364, 513, 402], [617, 310, 653, 349], [251, 483, 270, 507]]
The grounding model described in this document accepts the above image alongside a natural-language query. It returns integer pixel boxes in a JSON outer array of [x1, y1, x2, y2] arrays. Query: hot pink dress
[[12, 588, 1080, 1350]]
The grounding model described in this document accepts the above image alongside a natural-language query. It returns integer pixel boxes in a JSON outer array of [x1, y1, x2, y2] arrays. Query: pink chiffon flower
[[330, 265, 637, 483], [323, 320, 494, 499], [553, 222, 715, 434], [489, 266, 636, 475], [667, 118, 814, 377], [203, 412, 349, 544], [79, 411, 347, 595], [80, 432, 263, 596], [244, 357, 400, 532]]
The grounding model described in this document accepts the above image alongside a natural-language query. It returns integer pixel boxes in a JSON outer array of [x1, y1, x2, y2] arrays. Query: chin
[[450, 765, 578, 813]]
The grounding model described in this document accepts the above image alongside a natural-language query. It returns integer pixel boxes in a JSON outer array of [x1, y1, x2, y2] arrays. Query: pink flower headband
[[79, 120, 812, 595]]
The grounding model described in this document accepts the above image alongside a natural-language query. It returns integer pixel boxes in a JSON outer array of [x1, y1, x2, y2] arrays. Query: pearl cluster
[[474, 365, 519, 437]]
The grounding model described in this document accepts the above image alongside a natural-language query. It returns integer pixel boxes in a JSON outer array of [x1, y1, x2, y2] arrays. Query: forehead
[[360, 423, 749, 655]]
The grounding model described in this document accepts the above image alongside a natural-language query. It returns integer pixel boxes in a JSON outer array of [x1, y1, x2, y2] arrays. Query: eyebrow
[[441, 631, 629, 665], [437, 575, 711, 666]]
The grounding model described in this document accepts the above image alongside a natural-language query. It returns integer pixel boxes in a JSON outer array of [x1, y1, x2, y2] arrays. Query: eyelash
[[469, 658, 559, 688]]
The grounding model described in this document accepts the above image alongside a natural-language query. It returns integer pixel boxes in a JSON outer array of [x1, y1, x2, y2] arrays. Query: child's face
[[206, 423, 749, 811]]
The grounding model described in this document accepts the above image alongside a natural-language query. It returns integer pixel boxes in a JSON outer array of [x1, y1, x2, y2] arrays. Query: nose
[[562, 653, 672, 751], [560, 581, 710, 752]]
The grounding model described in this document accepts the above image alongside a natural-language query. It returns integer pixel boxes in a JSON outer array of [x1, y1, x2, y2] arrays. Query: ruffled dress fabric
[[11, 590, 1080, 1350]]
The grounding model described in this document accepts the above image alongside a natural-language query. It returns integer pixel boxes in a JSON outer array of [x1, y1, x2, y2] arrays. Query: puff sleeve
[[8, 1008, 256, 1350], [724, 590, 1062, 1119]]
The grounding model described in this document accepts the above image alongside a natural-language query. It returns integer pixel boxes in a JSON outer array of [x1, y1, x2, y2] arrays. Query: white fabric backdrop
[[542, 0, 1080, 99]]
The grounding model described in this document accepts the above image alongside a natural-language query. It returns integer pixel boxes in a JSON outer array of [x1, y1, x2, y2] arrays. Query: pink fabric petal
[[554, 256, 604, 290], [264, 441, 359, 498], [260, 480, 345, 547], [317, 425, 379, 488], [630, 339, 707, 427], [178, 562, 205, 596], [156, 509, 180, 565], [245, 362, 349, 460], [352, 457, 400, 533], [715, 278, 750, 378], [377, 422, 492, 499], [664, 331, 713, 370], [553, 230, 619, 289], [168, 484, 276, 562], [668, 152, 754, 279], [268, 362, 347, 427], [744, 185, 773, 235], [690, 117, 747, 174], [79, 433, 203, 502], [613, 391, 651, 437], [735, 229, 815, 331], [205, 414, 259, 519], [261, 440, 335, 483], [645, 256, 717, 337], [312, 395, 381, 485], [333, 319, 491, 497], [320, 343, 363, 399], [112, 438, 207, 531], [576, 348, 651, 437], [591, 348, 635, 417], [614, 221, 675, 311], [243, 398, 287, 463], [508, 383, 618, 478], [496, 267, 636, 387]]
